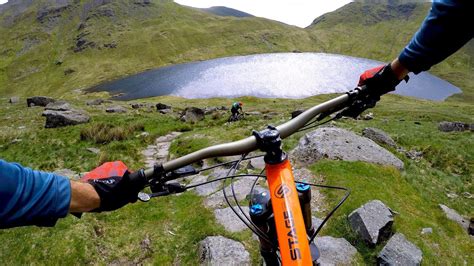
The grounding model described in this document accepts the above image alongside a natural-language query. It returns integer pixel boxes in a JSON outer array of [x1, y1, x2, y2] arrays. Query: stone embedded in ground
[[87, 147, 100, 154], [421, 228, 433, 235], [42, 110, 90, 128], [106, 105, 128, 113], [405, 150, 423, 160], [27, 96, 55, 107], [438, 121, 472, 132], [291, 109, 305, 119], [249, 156, 265, 169], [315, 236, 358, 266], [291, 127, 404, 170], [159, 109, 172, 114], [245, 111, 262, 116], [198, 236, 250, 266], [348, 200, 394, 245], [142, 132, 181, 168], [180, 107, 205, 123], [439, 204, 469, 231], [377, 233, 422, 266], [293, 167, 326, 213], [156, 103, 171, 110], [45, 101, 71, 111], [9, 97, 19, 104], [362, 112, 374, 120], [195, 178, 222, 197], [312, 216, 324, 231], [204, 177, 259, 208], [86, 99, 105, 106], [362, 127, 396, 148], [214, 207, 250, 233]]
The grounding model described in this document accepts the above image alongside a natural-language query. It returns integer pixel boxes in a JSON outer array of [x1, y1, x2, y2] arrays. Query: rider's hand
[[358, 63, 409, 96], [88, 170, 147, 212]]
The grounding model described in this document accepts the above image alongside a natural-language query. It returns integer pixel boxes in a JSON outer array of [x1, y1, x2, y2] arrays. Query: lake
[[89, 53, 461, 101]]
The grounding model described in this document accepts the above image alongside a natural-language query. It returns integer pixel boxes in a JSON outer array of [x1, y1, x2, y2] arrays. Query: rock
[[446, 192, 458, 199], [421, 228, 432, 235], [64, 68, 75, 75], [246, 111, 262, 116], [315, 236, 358, 266], [86, 99, 105, 106], [9, 97, 19, 104], [195, 178, 222, 197], [131, 103, 145, 109], [362, 128, 396, 148], [87, 147, 100, 154], [204, 107, 218, 115], [312, 216, 324, 231], [27, 96, 55, 107], [469, 218, 474, 236], [405, 150, 423, 160], [45, 101, 71, 111], [198, 236, 250, 266], [291, 127, 404, 169], [204, 177, 258, 208], [377, 233, 422, 266], [42, 110, 90, 128], [249, 156, 266, 169], [439, 204, 469, 231], [156, 103, 171, 110], [462, 192, 473, 199], [291, 109, 305, 119], [214, 207, 250, 233], [180, 107, 205, 123], [106, 106, 128, 113], [438, 121, 472, 132], [348, 200, 394, 245], [159, 109, 172, 114], [362, 112, 374, 120]]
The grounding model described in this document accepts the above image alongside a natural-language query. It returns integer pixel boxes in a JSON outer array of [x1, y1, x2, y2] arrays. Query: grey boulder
[[27, 96, 55, 107], [214, 207, 250, 233], [362, 128, 396, 148], [348, 200, 394, 245], [156, 103, 171, 110], [377, 233, 422, 266], [86, 99, 105, 106], [106, 106, 128, 113], [180, 107, 205, 123], [438, 121, 472, 132], [439, 204, 469, 231], [198, 236, 250, 266], [42, 110, 90, 128], [315, 236, 358, 266], [9, 97, 19, 104], [45, 101, 71, 111], [291, 127, 404, 169]]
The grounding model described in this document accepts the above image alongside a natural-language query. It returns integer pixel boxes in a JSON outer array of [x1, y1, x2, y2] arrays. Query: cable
[[196, 154, 264, 173], [294, 181, 351, 244]]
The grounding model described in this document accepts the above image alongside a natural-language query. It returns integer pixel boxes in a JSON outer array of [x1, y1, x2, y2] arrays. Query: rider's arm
[[397, 0, 472, 75], [0, 160, 72, 228]]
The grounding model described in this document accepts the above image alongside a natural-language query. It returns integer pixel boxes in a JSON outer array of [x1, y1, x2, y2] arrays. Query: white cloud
[[0, 0, 8, 4], [174, 0, 352, 28]]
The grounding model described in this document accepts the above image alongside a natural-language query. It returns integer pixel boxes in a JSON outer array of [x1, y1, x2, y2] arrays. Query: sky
[[175, 0, 352, 28]]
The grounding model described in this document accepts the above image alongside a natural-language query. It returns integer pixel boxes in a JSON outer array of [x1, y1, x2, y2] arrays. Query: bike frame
[[266, 159, 312, 264]]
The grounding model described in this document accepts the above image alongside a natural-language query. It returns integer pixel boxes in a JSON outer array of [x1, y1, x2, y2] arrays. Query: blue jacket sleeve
[[398, 0, 473, 74], [0, 160, 71, 228]]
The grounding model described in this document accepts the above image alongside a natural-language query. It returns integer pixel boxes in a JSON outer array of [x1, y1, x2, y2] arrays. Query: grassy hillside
[[0, 93, 472, 264]]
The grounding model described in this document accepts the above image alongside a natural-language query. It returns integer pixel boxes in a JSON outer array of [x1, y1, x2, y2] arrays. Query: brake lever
[[138, 182, 187, 202]]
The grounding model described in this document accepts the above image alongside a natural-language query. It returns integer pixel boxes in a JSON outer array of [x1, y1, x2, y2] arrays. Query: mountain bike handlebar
[[143, 86, 365, 178]]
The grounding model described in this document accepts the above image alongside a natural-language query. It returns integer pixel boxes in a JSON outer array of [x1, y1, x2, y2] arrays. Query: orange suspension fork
[[266, 159, 312, 265]]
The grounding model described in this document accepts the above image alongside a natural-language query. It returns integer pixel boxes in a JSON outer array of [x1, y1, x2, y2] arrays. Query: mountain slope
[[0, 0, 318, 97], [198, 6, 254, 18], [307, 1, 474, 102]]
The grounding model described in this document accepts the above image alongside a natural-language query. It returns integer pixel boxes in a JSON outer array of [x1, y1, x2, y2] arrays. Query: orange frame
[[265, 159, 312, 265]]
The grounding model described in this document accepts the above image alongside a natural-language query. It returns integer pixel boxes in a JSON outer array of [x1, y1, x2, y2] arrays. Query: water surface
[[89, 53, 461, 101]]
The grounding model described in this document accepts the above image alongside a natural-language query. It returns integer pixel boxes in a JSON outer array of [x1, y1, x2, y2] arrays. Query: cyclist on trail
[[1, 0, 471, 229], [358, 0, 472, 97], [230, 101, 243, 120]]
